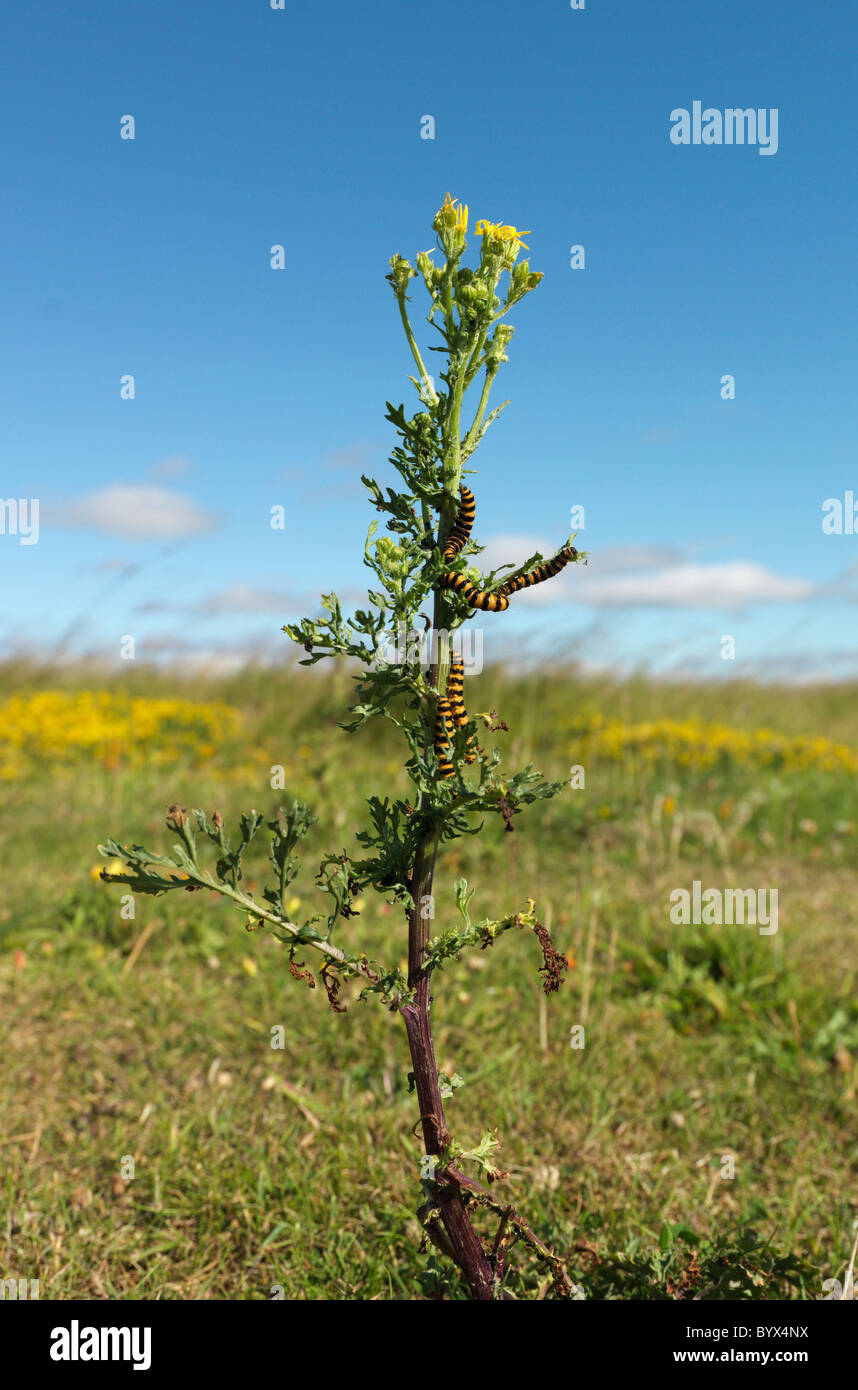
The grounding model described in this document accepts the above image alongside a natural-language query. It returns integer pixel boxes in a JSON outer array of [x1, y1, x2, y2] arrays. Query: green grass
[[1, 660, 857, 1299]]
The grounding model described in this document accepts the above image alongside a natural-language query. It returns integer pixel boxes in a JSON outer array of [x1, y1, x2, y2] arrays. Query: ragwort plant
[[99, 194, 586, 1301]]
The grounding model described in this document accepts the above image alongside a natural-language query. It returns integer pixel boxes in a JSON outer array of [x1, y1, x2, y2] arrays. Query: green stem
[[462, 364, 498, 455], [463, 326, 488, 389], [444, 372, 465, 491], [175, 869, 391, 993], [397, 297, 438, 404]]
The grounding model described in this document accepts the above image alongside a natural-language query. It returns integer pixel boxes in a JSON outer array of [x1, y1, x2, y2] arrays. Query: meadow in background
[[1, 657, 856, 1299]]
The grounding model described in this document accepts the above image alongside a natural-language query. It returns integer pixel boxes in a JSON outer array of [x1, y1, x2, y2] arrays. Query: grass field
[[2, 659, 857, 1300]]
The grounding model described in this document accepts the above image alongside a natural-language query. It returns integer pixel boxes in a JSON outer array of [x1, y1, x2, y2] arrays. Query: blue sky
[[2, 0, 857, 678]]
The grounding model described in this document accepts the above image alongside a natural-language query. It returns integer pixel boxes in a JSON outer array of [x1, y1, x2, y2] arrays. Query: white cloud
[[55, 484, 219, 539], [588, 544, 684, 574], [124, 633, 286, 674], [479, 534, 549, 573], [194, 585, 299, 616], [147, 455, 195, 481], [136, 585, 303, 617], [577, 561, 815, 608]]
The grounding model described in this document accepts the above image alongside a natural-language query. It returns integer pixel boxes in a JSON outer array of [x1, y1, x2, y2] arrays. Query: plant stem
[[179, 872, 387, 991], [397, 298, 438, 404], [463, 363, 498, 454], [404, 814, 496, 1300], [398, 563, 497, 1301], [463, 326, 488, 389], [397, 278, 500, 1298]]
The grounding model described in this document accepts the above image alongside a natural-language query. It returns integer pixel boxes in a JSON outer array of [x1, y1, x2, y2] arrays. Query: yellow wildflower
[[475, 219, 530, 250], [565, 713, 858, 777], [438, 191, 468, 234], [0, 690, 237, 772], [91, 861, 125, 881]]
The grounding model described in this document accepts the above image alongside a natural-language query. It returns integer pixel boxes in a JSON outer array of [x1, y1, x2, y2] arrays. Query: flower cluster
[[0, 690, 238, 778], [566, 714, 858, 775]]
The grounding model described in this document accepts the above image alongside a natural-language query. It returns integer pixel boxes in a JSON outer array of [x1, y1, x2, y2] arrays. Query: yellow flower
[[91, 861, 125, 881], [285, 896, 302, 916], [438, 191, 468, 234], [566, 713, 858, 777], [0, 690, 238, 772], [242, 956, 259, 977], [475, 219, 530, 250], [662, 796, 676, 816]]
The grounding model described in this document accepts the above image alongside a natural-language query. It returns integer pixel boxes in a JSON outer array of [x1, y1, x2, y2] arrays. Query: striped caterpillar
[[436, 478, 577, 611], [438, 571, 510, 611], [499, 545, 579, 598], [439, 544, 579, 612], [434, 695, 455, 779], [446, 655, 477, 764], [442, 484, 476, 560]]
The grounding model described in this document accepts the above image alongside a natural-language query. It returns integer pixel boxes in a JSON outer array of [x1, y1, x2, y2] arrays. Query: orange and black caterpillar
[[434, 695, 455, 779], [500, 545, 579, 599], [438, 571, 510, 612], [446, 656, 477, 763], [442, 484, 476, 560]]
